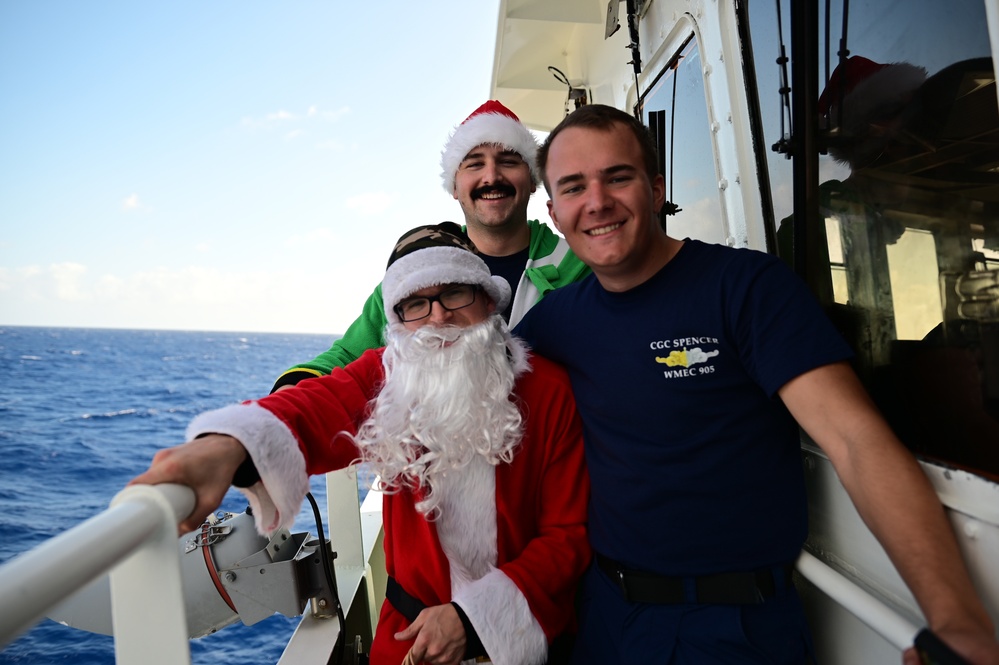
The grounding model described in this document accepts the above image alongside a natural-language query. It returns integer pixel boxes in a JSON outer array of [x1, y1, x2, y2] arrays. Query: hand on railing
[[128, 434, 248, 534], [796, 551, 999, 665]]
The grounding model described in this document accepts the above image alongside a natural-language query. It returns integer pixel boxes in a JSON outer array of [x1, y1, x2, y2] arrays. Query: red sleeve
[[496, 356, 591, 640], [255, 348, 386, 474]]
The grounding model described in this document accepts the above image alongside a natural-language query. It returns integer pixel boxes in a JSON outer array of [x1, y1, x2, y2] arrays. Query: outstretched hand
[[128, 434, 247, 534], [394, 603, 467, 665]]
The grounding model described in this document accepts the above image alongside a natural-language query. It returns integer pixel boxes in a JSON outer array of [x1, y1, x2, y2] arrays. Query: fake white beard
[[350, 316, 528, 518]]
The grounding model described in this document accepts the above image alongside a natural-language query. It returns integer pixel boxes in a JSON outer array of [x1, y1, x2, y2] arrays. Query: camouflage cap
[[381, 222, 511, 324], [385, 222, 477, 269]]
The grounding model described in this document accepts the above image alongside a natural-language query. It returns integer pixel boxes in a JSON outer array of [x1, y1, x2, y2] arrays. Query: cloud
[[285, 227, 338, 249], [0, 263, 88, 301], [122, 193, 141, 210], [345, 191, 397, 216], [266, 110, 297, 122], [315, 106, 350, 122], [240, 105, 350, 132], [241, 113, 293, 130], [0, 258, 386, 334], [51, 262, 89, 300], [315, 139, 345, 152]]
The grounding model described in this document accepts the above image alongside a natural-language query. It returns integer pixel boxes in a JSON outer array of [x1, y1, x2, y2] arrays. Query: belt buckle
[[615, 569, 631, 602]]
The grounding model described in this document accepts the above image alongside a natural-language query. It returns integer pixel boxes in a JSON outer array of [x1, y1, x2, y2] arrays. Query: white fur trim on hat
[[382, 246, 511, 323], [440, 111, 540, 194]]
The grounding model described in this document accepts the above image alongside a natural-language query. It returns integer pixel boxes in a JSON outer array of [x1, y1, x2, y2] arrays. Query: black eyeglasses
[[394, 284, 480, 322]]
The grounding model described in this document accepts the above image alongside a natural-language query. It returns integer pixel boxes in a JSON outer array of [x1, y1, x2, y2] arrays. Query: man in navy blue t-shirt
[[514, 104, 999, 665]]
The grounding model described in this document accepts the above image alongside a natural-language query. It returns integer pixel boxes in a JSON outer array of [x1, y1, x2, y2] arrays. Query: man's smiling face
[[545, 123, 666, 283], [453, 143, 535, 234]]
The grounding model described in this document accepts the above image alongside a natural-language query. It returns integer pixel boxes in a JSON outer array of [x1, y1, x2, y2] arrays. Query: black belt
[[386, 575, 426, 623], [596, 553, 794, 605], [385, 576, 490, 661], [385, 576, 575, 664]]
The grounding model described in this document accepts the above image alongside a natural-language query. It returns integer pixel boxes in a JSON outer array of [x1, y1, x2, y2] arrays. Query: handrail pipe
[[0, 484, 195, 664]]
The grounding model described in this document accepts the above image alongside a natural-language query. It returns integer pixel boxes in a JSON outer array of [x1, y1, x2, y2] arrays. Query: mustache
[[410, 324, 463, 347], [471, 184, 516, 200]]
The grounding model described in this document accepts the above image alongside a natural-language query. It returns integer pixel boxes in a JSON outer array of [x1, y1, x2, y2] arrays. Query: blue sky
[[0, 1, 549, 334]]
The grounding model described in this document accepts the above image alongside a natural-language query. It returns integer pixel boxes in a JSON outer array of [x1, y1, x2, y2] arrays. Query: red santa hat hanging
[[819, 55, 927, 166]]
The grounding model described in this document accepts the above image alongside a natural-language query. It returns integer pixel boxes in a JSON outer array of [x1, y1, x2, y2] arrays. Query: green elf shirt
[[271, 220, 590, 391]]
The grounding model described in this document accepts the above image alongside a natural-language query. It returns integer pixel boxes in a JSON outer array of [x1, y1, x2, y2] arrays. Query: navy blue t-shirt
[[482, 247, 529, 322], [514, 239, 853, 576]]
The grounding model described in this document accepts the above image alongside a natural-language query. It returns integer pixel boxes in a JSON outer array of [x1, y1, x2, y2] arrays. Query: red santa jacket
[[188, 348, 590, 665]]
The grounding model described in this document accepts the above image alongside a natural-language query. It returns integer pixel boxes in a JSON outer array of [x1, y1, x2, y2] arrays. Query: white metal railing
[[0, 483, 195, 664], [278, 467, 367, 664], [0, 478, 927, 664], [795, 550, 919, 649], [0, 471, 370, 665]]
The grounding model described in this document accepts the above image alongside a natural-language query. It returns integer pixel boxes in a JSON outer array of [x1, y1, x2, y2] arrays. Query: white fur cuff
[[187, 402, 309, 536], [453, 568, 547, 665]]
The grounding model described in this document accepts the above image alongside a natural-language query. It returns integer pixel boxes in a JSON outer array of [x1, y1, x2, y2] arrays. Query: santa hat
[[819, 56, 926, 164], [439, 100, 539, 194], [382, 222, 511, 323]]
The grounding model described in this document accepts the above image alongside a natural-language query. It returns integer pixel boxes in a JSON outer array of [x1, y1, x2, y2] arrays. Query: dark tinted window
[[751, 0, 999, 475]]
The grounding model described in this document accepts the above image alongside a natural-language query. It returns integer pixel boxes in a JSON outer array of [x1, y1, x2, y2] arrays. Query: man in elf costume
[[271, 101, 591, 391], [130, 223, 590, 665]]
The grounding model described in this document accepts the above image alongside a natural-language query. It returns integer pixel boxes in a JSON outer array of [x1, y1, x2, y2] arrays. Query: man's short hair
[[537, 104, 661, 194]]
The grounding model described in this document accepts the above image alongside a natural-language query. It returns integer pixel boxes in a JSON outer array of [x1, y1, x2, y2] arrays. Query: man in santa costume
[[271, 100, 591, 390], [130, 222, 590, 665]]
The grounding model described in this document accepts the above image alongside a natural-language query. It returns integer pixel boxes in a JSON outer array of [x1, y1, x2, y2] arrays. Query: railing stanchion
[[108, 484, 195, 665]]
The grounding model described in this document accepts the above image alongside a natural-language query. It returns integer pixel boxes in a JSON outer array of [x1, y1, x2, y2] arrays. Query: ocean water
[[0, 326, 354, 664]]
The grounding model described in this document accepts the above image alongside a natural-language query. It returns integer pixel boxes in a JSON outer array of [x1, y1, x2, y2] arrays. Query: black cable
[[824, 0, 831, 88], [548, 66, 573, 116], [626, 0, 643, 118], [835, 0, 851, 129], [625, 0, 642, 77], [774, 0, 793, 154], [669, 62, 678, 206], [306, 491, 347, 665], [634, 68, 643, 119]]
